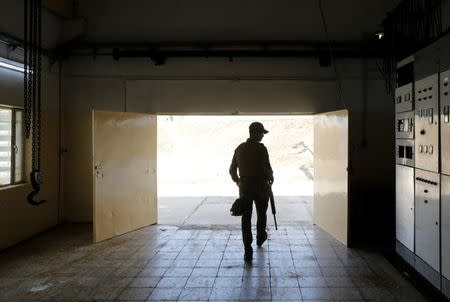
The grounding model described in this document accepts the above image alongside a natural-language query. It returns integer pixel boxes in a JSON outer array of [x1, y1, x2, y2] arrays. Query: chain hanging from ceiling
[[24, 0, 45, 206], [380, 0, 444, 96]]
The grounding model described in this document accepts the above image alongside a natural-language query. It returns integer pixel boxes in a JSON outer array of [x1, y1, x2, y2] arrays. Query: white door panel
[[314, 109, 348, 246], [93, 110, 157, 242]]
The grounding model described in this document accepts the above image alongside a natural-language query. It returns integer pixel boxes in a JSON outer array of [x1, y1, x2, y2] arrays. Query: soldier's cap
[[249, 122, 269, 134]]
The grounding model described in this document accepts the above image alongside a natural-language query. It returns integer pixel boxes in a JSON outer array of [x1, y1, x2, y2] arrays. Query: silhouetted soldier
[[229, 122, 274, 261]]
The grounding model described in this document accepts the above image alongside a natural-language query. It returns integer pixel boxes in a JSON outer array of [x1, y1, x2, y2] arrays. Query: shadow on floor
[[0, 223, 430, 301]]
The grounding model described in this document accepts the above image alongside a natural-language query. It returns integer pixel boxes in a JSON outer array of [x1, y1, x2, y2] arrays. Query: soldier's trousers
[[239, 177, 269, 249]]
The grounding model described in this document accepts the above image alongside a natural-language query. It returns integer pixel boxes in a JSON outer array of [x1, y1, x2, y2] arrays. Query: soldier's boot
[[257, 232, 267, 247], [244, 246, 253, 261]]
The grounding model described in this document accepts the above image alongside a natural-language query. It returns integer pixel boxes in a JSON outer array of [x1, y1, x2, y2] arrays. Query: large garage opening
[[157, 115, 314, 226]]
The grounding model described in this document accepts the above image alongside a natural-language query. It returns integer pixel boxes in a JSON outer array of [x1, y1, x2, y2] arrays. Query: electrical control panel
[[415, 74, 439, 173], [396, 139, 414, 167], [415, 169, 440, 272], [441, 70, 450, 175], [441, 174, 450, 281], [395, 36, 450, 296], [396, 83, 414, 113], [396, 111, 414, 139], [396, 165, 414, 252]]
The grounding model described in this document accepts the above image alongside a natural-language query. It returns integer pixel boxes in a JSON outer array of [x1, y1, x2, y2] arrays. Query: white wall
[[126, 79, 337, 114], [61, 56, 394, 234], [62, 77, 124, 222]]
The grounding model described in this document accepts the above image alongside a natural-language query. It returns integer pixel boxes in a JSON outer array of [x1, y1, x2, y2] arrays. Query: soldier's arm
[[263, 146, 274, 183], [229, 151, 240, 184]]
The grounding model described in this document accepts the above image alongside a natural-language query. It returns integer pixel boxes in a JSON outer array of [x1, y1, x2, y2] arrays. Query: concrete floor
[[158, 196, 313, 226], [0, 223, 429, 301]]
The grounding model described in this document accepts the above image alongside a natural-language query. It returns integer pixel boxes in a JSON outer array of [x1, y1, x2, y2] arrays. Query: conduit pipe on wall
[[110, 48, 382, 65], [57, 40, 384, 64]]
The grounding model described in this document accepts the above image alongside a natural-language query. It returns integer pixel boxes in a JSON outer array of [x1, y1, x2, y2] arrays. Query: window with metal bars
[[0, 106, 24, 186]]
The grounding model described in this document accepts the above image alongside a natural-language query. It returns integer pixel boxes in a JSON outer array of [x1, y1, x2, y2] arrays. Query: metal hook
[[27, 170, 46, 206]]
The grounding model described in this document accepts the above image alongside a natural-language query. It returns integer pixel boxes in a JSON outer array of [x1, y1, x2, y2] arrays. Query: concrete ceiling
[[0, 0, 64, 49], [42, 0, 74, 18], [78, 0, 402, 44]]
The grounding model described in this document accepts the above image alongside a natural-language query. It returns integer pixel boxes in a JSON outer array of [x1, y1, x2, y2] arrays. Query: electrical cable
[[318, 0, 346, 109], [380, 0, 443, 96]]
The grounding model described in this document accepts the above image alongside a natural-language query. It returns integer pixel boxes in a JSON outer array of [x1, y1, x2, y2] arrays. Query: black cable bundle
[[380, 0, 444, 95], [24, 0, 45, 206]]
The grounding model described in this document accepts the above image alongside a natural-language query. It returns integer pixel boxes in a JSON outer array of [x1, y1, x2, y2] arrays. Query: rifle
[[268, 185, 278, 230]]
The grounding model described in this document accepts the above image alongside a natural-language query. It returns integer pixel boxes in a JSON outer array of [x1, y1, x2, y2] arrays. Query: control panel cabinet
[[396, 165, 414, 251], [441, 70, 450, 175], [396, 83, 414, 113], [415, 169, 440, 272], [395, 36, 450, 298], [415, 74, 439, 173], [442, 175, 450, 290]]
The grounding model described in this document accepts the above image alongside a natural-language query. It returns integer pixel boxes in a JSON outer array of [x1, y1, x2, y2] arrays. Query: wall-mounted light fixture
[[376, 32, 385, 40], [0, 57, 25, 73]]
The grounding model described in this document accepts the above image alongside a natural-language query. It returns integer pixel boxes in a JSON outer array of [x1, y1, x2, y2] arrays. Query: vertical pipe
[[123, 79, 127, 112], [361, 55, 368, 148], [57, 61, 64, 222], [11, 109, 16, 185]]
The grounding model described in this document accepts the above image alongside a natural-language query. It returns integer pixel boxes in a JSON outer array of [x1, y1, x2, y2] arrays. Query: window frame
[[0, 105, 25, 187]]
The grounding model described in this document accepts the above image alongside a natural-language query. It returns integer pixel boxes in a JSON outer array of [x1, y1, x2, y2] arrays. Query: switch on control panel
[[444, 106, 450, 123]]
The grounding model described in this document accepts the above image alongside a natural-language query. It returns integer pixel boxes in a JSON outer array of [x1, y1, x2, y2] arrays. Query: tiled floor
[[0, 223, 429, 301]]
